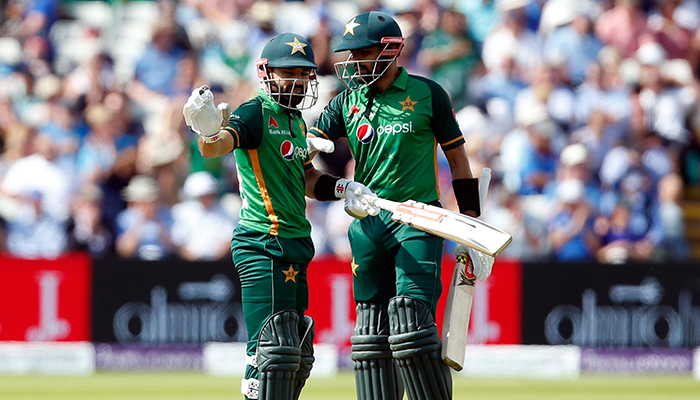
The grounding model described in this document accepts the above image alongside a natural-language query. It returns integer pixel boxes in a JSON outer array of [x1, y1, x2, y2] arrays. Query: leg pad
[[351, 302, 404, 400], [292, 315, 315, 400], [388, 296, 452, 400], [256, 310, 302, 400]]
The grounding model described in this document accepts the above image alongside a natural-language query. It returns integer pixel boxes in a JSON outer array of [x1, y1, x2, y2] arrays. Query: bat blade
[[441, 254, 475, 371], [388, 201, 512, 257]]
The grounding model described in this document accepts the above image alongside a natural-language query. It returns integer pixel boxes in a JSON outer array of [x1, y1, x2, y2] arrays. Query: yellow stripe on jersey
[[304, 160, 313, 169], [440, 136, 463, 148], [224, 127, 240, 148], [309, 126, 331, 140], [434, 138, 440, 199], [249, 149, 280, 235]]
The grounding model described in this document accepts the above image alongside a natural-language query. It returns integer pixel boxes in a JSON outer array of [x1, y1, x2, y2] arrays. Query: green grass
[[0, 371, 699, 399]]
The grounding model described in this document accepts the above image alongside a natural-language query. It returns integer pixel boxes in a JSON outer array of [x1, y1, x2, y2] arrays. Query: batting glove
[[454, 244, 494, 281], [183, 85, 230, 143], [306, 137, 335, 159], [334, 179, 380, 219]]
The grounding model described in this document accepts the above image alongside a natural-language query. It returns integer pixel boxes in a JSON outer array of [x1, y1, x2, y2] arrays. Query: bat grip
[[362, 194, 397, 213]]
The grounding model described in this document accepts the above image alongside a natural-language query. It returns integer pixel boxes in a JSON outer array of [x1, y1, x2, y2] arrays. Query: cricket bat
[[363, 172, 510, 257], [441, 168, 492, 371]]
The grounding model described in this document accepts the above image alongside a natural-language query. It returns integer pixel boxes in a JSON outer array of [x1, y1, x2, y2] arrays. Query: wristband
[[314, 174, 342, 201], [202, 131, 222, 143], [452, 178, 480, 217]]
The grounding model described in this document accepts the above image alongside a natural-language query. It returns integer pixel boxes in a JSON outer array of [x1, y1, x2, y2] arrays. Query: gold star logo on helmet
[[343, 18, 361, 36], [285, 37, 308, 55]]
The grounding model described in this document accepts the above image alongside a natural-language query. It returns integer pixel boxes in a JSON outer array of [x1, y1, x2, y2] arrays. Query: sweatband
[[452, 178, 480, 217], [314, 174, 342, 201]]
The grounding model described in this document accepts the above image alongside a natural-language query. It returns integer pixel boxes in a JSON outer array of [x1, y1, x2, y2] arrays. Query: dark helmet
[[333, 11, 404, 91], [256, 32, 318, 109]]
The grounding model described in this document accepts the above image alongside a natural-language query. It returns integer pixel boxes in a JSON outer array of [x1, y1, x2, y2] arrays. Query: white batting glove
[[334, 179, 380, 219], [307, 137, 335, 159], [183, 85, 230, 143], [454, 243, 494, 281]]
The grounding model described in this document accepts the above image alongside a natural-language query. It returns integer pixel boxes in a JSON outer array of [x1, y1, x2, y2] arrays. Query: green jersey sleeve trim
[[312, 90, 348, 140], [223, 126, 240, 148], [228, 97, 265, 150], [411, 75, 465, 151], [309, 126, 331, 140]]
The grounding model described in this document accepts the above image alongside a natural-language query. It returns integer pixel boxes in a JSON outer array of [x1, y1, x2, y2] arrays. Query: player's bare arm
[[197, 131, 234, 158]]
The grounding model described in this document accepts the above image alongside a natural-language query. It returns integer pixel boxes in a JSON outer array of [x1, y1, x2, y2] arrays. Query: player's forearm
[[198, 131, 234, 158], [305, 168, 329, 199], [444, 145, 474, 179]]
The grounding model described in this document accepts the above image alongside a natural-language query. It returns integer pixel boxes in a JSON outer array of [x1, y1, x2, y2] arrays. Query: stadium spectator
[[543, 143, 603, 213], [171, 171, 236, 261], [595, 0, 655, 58], [542, 0, 604, 84], [129, 21, 188, 104], [418, 8, 479, 109], [115, 175, 173, 260], [482, 0, 542, 81], [5, 189, 67, 259], [548, 178, 601, 261], [67, 183, 112, 258]]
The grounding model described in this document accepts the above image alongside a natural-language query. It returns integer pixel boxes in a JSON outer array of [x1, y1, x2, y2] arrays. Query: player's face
[[269, 67, 312, 107], [350, 46, 383, 75]]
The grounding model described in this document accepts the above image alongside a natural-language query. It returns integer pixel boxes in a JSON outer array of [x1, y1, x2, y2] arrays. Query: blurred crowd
[[0, 0, 698, 263]]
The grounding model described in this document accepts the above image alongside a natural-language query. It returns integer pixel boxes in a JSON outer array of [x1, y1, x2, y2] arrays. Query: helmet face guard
[[334, 37, 404, 91], [257, 58, 319, 110]]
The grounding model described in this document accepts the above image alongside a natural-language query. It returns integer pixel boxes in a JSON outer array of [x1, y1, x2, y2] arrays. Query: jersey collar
[[365, 67, 408, 95], [388, 67, 409, 91]]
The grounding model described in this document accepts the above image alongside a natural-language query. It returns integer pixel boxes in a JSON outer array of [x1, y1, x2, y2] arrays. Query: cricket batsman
[[182, 32, 377, 400], [308, 11, 495, 400]]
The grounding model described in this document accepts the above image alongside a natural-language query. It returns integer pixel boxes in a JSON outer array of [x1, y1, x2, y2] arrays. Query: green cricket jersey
[[311, 67, 465, 204], [224, 89, 312, 239]]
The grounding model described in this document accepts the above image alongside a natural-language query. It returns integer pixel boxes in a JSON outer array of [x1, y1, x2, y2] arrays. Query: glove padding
[[334, 179, 380, 219], [306, 137, 335, 159], [183, 85, 230, 142], [453, 243, 494, 281]]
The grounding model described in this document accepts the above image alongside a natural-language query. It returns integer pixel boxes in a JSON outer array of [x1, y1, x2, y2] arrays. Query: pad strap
[[241, 378, 260, 399]]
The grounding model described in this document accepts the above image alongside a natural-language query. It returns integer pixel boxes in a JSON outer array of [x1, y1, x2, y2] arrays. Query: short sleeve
[[310, 91, 348, 140], [226, 98, 264, 150], [425, 79, 465, 151]]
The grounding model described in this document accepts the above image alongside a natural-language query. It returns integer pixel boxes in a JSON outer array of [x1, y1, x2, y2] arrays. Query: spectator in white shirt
[[171, 171, 236, 261]]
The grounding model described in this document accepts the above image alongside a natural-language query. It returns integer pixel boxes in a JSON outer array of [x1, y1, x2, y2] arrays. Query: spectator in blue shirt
[[115, 175, 173, 260], [548, 179, 601, 261], [543, 5, 604, 85]]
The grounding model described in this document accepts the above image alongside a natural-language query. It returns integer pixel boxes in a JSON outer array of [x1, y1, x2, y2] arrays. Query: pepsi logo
[[280, 140, 295, 161], [357, 124, 375, 144]]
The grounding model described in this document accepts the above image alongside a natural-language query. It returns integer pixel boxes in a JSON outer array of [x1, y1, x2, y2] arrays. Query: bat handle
[[362, 194, 397, 213], [478, 168, 491, 216]]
